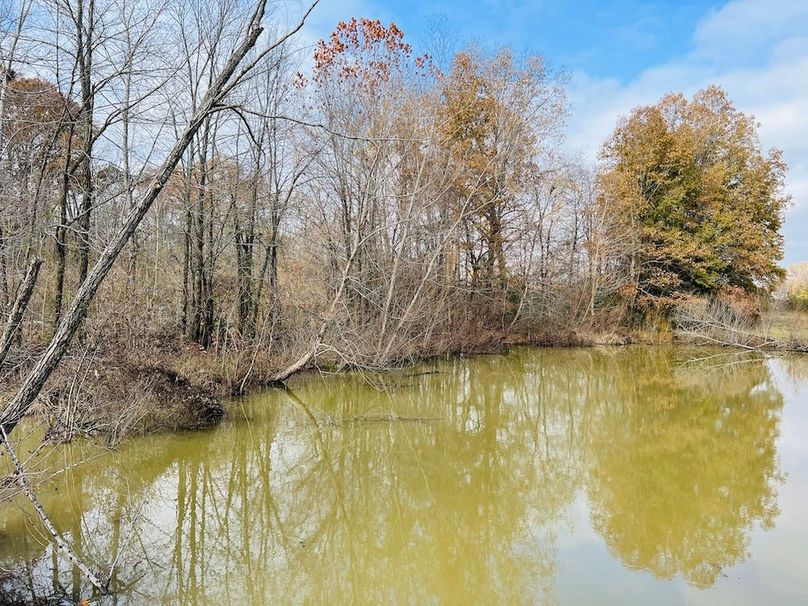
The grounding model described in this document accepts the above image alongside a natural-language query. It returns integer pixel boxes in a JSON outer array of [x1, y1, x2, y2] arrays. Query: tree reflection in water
[[0, 347, 790, 605], [584, 351, 783, 587]]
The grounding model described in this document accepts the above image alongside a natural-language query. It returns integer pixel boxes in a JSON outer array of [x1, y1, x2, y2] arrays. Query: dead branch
[[1, 426, 107, 595]]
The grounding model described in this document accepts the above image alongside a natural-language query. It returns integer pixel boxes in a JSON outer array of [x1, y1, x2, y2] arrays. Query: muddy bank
[[1, 339, 227, 444]]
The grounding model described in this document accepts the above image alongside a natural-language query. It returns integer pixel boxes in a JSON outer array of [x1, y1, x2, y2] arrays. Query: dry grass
[[674, 299, 808, 352], [763, 309, 808, 343]]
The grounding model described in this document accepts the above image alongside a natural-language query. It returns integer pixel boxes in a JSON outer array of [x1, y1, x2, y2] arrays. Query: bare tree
[[0, 0, 320, 432]]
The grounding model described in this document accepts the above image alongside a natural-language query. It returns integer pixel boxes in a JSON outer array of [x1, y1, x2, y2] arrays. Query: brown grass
[[763, 309, 808, 343]]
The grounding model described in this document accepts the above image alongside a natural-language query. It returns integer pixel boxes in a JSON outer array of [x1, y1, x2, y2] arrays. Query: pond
[[1, 347, 807, 605]]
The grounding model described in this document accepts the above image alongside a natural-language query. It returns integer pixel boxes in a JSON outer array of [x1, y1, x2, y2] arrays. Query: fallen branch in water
[[343, 414, 442, 424], [0, 426, 107, 595]]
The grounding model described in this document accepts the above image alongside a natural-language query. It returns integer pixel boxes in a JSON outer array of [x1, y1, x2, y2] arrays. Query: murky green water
[[1, 347, 807, 605]]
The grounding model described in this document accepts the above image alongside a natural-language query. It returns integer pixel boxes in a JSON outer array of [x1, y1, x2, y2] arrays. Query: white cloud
[[693, 0, 808, 63], [566, 0, 808, 264]]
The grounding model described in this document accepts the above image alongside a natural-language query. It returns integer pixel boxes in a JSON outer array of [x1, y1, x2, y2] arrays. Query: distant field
[[763, 309, 808, 343]]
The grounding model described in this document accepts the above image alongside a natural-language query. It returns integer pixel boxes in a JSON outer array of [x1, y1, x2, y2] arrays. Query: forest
[[0, 0, 795, 438]]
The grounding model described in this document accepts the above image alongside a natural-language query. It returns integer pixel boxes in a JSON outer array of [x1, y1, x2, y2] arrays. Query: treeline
[[0, 2, 790, 392]]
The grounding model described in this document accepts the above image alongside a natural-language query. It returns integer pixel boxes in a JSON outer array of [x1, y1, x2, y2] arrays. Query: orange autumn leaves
[[301, 18, 432, 90]]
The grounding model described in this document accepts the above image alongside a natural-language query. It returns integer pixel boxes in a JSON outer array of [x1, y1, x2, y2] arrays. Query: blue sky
[[364, 0, 716, 82], [301, 0, 808, 265]]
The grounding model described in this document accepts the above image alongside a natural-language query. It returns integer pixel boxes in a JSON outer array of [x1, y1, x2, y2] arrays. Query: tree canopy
[[598, 86, 789, 311]]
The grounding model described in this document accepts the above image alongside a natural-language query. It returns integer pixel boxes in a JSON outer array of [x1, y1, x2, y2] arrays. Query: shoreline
[[2, 322, 805, 446]]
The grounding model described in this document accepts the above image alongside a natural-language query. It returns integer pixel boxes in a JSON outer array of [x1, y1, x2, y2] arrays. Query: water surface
[[1, 347, 807, 605]]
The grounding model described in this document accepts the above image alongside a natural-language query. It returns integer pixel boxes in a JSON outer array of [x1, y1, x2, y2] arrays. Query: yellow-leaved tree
[[598, 86, 789, 312]]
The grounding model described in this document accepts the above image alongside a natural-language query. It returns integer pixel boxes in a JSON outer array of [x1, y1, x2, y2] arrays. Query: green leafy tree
[[598, 86, 789, 311]]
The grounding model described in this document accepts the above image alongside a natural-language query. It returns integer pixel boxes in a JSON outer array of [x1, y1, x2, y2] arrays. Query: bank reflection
[[0, 348, 787, 605]]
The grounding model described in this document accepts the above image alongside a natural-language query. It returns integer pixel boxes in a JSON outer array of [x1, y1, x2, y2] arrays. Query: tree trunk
[[53, 177, 69, 330], [77, 0, 95, 287], [0, 257, 42, 366]]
